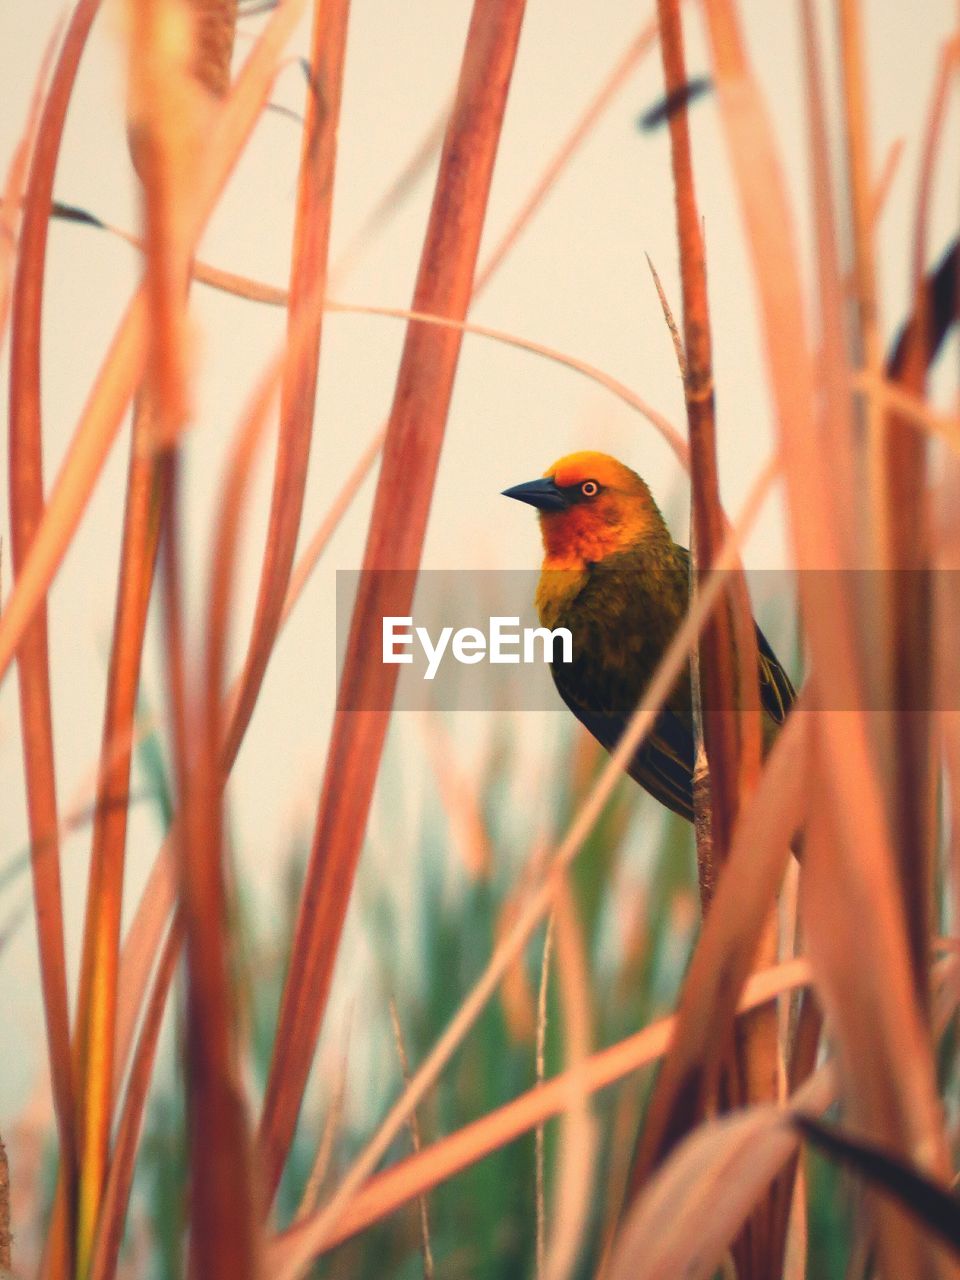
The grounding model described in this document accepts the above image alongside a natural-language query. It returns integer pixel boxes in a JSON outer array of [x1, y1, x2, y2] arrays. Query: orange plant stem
[[87, 919, 182, 1280], [7, 5, 103, 1275], [72, 400, 163, 1272], [621, 5, 772, 1274], [656, 0, 760, 896]]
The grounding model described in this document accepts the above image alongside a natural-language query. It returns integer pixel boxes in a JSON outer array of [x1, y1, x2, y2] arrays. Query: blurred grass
[[0, 587, 912, 1279], [100, 713, 862, 1280], [4, 614, 940, 1279]]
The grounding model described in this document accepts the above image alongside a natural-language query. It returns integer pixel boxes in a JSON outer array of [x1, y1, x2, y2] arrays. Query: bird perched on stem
[[502, 451, 794, 821]]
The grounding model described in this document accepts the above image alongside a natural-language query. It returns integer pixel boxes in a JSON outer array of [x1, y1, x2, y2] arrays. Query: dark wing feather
[[755, 622, 796, 723], [552, 680, 695, 822], [674, 544, 797, 724]]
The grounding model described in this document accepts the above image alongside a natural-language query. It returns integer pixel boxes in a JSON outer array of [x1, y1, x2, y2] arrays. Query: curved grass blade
[[795, 1116, 960, 1260], [0, 0, 305, 688], [609, 1066, 837, 1280], [7, 8, 104, 1274], [221, 0, 350, 768]]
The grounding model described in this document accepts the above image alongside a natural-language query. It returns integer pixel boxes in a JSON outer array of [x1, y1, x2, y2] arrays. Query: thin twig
[[294, 1032, 353, 1222], [0, 1132, 10, 1270], [388, 999, 435, 1280], [536, 913, 556, 1280]]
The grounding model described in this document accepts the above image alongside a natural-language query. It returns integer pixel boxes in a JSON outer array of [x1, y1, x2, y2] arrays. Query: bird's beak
[[501, 476, 569, 512]]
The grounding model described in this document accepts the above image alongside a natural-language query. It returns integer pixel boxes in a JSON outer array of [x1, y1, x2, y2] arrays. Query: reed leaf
[[7, 6, 103, 1274], [267, 960, 812, 1274], [0, 0, 305, 687]]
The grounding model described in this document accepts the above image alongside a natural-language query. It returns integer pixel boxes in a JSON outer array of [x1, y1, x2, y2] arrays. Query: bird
[[502, 451, 794, 822]]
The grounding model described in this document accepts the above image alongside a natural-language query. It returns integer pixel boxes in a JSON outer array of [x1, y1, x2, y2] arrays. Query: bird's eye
[[581, 480, 599, 498]]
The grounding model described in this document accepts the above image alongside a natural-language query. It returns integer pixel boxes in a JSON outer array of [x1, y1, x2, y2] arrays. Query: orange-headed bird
[[503, 452, 794, 821]]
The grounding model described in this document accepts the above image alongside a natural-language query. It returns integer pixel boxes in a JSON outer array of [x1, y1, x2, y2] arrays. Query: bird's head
[[502, 451, 667, 569]]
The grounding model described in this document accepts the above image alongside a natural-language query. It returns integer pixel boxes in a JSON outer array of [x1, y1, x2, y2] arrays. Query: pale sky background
[[1, 0, 958, 1120]]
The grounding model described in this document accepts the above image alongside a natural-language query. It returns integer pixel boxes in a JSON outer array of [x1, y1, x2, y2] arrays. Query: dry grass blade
[[541, 882, 596, 1280], [175, 343, 287, 1280], [387, 1000, 435, 1280], [71, 0, 237, 1208], [293, 1033, 352, 1223], [855, 372, 960, 449], [882, 32, 959, 1024], [113, 834, 178, 1102], [782, 1153, 809, 1280], [138, 6, 274, 1275], [7, 8, 103, 1273], [263, 457, 780, 1277], [0, 1131, 9, 1271], [323, 302, 691, 465], [89, 0, 226, 1270], [535, 913, 555, 1280], [72, 393, 163, 1274], [87, 919, 182, 1280], [607, 1064, 838, 1280], [221, 0, 350, 769], [870, 136, 906, 226], [644, 254, 686, 381], [0, 22, 63, 345], [255, 0, 529, 1200], [0, 0, 305, 688], [88, 265, 695, 463], [759, 3, 843, 1266], [497, 888, 539, 1045], [624, 704, 807, 1202], [267, 960, 812, 1271], [420, 715, 491, 881]]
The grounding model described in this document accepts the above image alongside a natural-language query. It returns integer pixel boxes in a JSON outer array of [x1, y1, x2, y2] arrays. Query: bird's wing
[[633, 705, 696, 821], [548, 547, 795, 825], [674, 545, 797, 724], [553, 679, 695, 822], [755, 622, 796, 724]]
